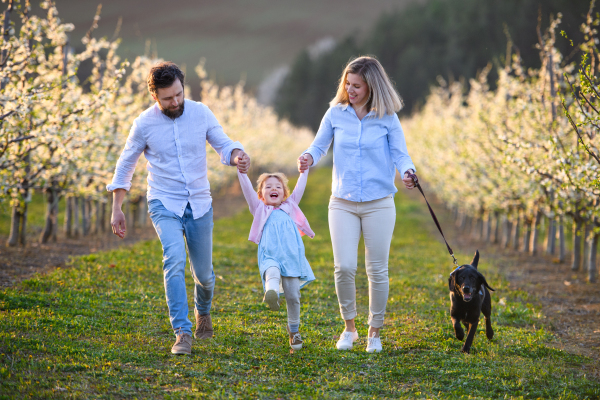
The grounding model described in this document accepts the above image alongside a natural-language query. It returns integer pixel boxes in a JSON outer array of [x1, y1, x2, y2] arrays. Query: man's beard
[[160, 101, 185, 119]]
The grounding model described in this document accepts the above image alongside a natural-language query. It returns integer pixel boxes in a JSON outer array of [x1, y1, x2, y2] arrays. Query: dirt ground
[[2, 184, 599, 370]]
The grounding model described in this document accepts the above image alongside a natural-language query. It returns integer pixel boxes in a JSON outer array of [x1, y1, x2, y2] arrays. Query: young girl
[[237, 165, 315, 350]]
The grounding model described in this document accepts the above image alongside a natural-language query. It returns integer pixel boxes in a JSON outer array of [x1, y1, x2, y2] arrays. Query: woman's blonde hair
[[330, 56, 403, 118], [256, 172, 290, 200]]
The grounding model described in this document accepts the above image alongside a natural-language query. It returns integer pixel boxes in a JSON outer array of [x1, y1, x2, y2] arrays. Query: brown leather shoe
[[194, 309, 214, 339], [171, 331, 192, 355], [287, 325, 303, 350]]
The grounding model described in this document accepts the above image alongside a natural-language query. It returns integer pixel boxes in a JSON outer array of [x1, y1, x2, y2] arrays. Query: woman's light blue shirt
[[304, 104, 416, 202]]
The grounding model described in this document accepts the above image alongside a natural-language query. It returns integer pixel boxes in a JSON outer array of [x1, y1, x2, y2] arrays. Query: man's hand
[[232, 149, 250, 173], [111, 208, 127, 239], [297, 153, 313, 173], [111, 188, 127, 239], [402, 169, 416, 190]]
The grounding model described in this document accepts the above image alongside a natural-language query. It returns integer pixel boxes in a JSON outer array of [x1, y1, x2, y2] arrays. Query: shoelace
[[367, 333, 380, 346], [292, 332, 302, 343], [175, 327, 185, 344], [197, 315, 208, 331], [341, 332, 354, 341]]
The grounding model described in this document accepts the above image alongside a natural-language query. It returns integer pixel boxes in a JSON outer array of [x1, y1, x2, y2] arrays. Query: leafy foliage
[[276, 0, 589, 131]]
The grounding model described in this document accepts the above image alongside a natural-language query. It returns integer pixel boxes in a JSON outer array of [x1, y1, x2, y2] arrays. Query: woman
[[298, 56, 416, 353]]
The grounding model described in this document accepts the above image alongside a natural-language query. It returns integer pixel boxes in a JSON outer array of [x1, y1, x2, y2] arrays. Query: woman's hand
[[402, 169, 416, 190], [297, 153, 313, 173]]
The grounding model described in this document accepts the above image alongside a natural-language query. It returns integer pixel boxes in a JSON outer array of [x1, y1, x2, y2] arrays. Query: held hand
[[402, 169, 416, 190], [111, 209, 127, 239], [235, 150, 251, 174], [297, 153, 313, 173]]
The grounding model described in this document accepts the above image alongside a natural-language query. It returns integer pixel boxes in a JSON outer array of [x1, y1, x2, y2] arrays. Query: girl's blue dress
[[258, 209, 315, 295]]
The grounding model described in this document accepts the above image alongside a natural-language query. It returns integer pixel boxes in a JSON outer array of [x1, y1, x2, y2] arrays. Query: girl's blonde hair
[[330, 56, 403, 118], [256, 172, 290, 200]]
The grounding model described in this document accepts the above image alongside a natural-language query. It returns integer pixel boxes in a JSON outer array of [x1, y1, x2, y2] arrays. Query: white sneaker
[[263, 289, 280, 311], [336, 330, 359, 350], [366, 332, 382, 353]]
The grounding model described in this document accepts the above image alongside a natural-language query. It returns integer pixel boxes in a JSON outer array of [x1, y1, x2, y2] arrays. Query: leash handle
[[406, 172, 459, 268]]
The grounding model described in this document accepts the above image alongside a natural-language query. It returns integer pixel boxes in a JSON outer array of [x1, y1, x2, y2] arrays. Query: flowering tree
[[405, 9, 600, 282]]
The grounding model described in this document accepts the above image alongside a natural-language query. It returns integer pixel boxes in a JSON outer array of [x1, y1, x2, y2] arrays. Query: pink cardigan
[[237, 169, 315, 245]]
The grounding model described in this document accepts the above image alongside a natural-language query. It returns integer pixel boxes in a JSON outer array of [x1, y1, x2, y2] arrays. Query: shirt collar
[[342, 103, 375, 117]]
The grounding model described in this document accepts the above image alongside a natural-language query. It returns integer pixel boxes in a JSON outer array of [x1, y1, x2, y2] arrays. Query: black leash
[[407, 173, 460, 269]]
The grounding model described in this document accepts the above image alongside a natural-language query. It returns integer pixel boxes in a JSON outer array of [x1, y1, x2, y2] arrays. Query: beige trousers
[[328, 195, 396, 328]]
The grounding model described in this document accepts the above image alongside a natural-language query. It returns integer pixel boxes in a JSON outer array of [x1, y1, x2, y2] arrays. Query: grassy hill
[[51, 0, 415, 95]]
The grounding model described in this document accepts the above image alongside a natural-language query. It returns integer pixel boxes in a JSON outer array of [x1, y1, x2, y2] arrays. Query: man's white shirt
[[107, 99, 243, 219]]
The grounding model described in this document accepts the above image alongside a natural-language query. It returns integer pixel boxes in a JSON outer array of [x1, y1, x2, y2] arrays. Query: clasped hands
[[233, 149, 251, 173]]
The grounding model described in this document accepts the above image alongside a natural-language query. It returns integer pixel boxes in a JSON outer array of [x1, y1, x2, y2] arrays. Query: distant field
[[51, 0, 415, 94]]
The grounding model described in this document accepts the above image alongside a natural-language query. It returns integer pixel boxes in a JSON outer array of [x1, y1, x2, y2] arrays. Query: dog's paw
[[454, 329, 465, 341], [461, 346, 471, 354], [486, 329, 494, 340]]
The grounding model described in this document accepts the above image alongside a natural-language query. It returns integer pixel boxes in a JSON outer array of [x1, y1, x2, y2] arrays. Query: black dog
[[448, 250, 494, 353]]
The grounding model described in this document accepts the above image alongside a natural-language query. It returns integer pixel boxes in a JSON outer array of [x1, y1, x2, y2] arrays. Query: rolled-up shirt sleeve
[[304, 108, 333, 166], [388, 113, 416, 177], [205, 105, 243, 165], [106, 118, 146, 192]]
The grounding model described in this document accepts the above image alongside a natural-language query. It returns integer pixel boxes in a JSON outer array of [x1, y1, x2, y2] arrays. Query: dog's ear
[[448, 269, 458, 292], [477, 271, 495, 291], [471, 250, 480, 269]]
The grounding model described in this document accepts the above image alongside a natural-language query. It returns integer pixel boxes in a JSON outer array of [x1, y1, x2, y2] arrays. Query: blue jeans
[[148, 200, 215, 336]]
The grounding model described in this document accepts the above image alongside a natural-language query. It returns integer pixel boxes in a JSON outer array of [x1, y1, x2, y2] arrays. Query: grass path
[[1, 168, 598, 399]]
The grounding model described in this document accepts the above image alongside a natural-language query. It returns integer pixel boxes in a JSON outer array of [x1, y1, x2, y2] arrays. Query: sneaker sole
[[366, 347, 382, 353], [263, 290, 280, 311], [291, 343, 303, 350], [171, 349, 191, 355], [336, 343, 353, 350]]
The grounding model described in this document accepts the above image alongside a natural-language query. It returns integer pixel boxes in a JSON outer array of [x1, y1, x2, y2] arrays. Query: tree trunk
[[484, 211, 492, 243], [99, 198, 107, 233], [40, 186, 60, 244], [138, 195, 147, 228], [73, 196, 80, 238], [522, 217, 532, 254], [512, 212, 521, 251], [64, 196, 73, 238], [545, 216, 556, 255], [6, 201, 21, 247], [492, 211, 501, 244], [85, 198, 92, 235], [586, 229, 598, 283], [81, 197, 89, 236], [572, 219, 583, 271], [19, 197, 28, 246], [530, 209, 542, 255], [557, 217, 566, 263], [500, 214, 508, 247], [583, 223, 592, 273]]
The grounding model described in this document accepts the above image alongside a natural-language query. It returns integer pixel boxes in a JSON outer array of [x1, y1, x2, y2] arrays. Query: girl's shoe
[[263, 289, 280, 311], [336, 330, 359, 350], [286, 325, 303, 350], [366, 332, 382, 353]]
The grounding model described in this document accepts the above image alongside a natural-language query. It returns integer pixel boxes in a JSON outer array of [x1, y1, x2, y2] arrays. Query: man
[[107, 61, 250, 355]]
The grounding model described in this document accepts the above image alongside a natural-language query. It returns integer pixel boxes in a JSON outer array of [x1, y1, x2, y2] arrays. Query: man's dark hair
[[147, 61, 185, 95]]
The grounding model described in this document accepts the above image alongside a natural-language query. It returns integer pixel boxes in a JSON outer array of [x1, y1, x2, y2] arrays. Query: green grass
[[0, 167, 598, 399]]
